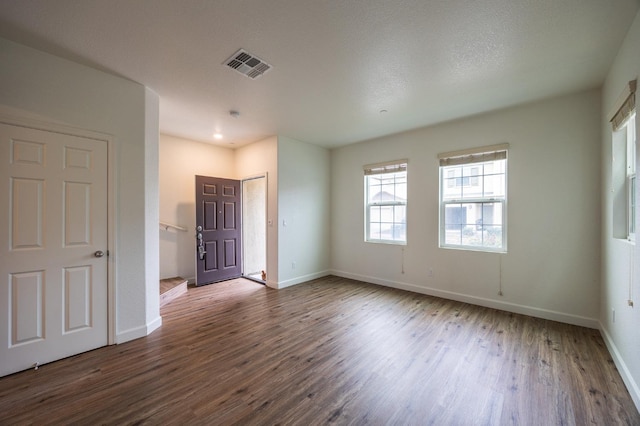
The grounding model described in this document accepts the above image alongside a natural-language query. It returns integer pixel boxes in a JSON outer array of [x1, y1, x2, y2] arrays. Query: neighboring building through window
[[439, 144, 508, 252], [364, 160, 407, 244]]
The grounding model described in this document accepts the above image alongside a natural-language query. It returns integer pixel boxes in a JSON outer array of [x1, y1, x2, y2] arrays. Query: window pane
[[365, 169, 407, 243], [630, 175, 636, 236], [370, 205, 381, 222], [393, 223, 406, 241], [394, 205, 407, 223], [483, 174, 505, 198], [369, 222, 381, 240], [444, 204, 465, 228], [393, 205, 407, 241], [483, 226, 503, 248], [377, 205, 391, 222], [442, 167, 462, 200], [445, 225, 462, 245], [440, 154, 507, 251], [442, 160, 505, 201], [442, 201, 504, 249], [367, 176, 382, 203]]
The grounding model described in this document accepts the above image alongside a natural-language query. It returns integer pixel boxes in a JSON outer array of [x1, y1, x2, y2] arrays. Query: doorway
[[242, 175, 267, 283], [0, 122, 109, 377], [194, 175, 242, 286]]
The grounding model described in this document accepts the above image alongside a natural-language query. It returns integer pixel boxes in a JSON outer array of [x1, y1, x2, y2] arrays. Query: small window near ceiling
[[439, 145, 508, 252], [364, 160, 407, 244]]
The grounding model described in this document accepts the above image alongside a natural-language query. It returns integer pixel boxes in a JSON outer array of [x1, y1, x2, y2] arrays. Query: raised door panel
[[64, 182, 91, 247], [63, 266, 92, 333], [9, 271, 45, 346], [10, 178, 44, 250]]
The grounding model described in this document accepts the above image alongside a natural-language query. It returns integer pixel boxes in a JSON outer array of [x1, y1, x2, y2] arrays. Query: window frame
[[626, 112, 636, 242], [438, 145, 508, 253], [364, 160, 408, 245]]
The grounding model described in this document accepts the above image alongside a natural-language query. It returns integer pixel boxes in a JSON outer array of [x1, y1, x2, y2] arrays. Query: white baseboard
[[599, 323, 640, 412], [146, 315, 163, 335], [330, 270, 599, 329], [115, 316, 163, 344], [276, 270, 331, 289]]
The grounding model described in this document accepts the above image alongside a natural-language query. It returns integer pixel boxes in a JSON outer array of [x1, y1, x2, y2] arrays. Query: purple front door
[[195, 175, 242, 286]]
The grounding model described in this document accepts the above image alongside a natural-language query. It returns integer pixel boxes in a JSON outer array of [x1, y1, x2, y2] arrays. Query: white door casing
[[0, 122, 109, 377]]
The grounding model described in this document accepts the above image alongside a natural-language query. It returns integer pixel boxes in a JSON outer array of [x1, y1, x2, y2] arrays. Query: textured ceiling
[[0, 0, 638, 148]]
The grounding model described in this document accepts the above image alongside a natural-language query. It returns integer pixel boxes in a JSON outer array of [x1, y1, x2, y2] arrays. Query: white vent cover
[[224, 49, 272, 79]]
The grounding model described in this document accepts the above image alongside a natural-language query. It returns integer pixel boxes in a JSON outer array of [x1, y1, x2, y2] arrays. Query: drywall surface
[[0, 37, 156, 342], [331, 89, 601, 327], [158, 134, 235, 281], [235, 136, 279, 287], [277, 136, 331, 287], [601, 9, 640, 411]]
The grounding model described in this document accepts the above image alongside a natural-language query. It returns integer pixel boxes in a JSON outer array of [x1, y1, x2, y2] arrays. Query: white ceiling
[[0, 0, 638, 148]]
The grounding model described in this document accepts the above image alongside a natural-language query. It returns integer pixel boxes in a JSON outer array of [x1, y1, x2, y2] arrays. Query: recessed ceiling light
[[380, 109, 388, 114], [214, 133, 223, 140]]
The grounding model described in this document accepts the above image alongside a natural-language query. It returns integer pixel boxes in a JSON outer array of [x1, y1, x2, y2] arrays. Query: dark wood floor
[[1, 276, 638, 425]]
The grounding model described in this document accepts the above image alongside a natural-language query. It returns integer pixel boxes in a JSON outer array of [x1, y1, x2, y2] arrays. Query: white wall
[[601, 9, 640, 410], [158, 134, 235, 281], [159, 134, 332, 290], [235, 136, 279, 286], [331, 89, 601, 327], [0, 37, 159, 342], [144, 88, 161, 331], [277, 136, 331, 287]]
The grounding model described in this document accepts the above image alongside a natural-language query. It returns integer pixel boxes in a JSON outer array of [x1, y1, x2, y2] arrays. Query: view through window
[[439, 146, 507, 252], [364, 161, 407, 244]]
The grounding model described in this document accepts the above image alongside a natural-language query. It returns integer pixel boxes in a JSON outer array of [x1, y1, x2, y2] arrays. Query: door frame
[[0, 111, 116, 345], [241, 173, 268, 282], [194, 175, 243, 285]]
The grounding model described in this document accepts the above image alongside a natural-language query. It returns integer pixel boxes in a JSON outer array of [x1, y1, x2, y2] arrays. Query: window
[[626, 112, 636, 241], [364, 160, 407, 244], [439, 145, 508, 252], [611, 79, 636, 241]]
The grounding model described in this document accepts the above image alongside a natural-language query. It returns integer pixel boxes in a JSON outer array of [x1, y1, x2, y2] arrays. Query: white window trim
[[364, 160, 408, 245], [438, 145, 508, 253], [626, 112, 636, 242]]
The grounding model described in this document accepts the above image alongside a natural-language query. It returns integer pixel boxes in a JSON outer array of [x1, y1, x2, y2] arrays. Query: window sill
[[439, 244, 506, 254], [366, 239, 407, 246]]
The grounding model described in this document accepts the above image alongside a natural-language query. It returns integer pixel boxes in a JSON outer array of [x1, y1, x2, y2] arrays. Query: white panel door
[[0, 123, 108, 377]]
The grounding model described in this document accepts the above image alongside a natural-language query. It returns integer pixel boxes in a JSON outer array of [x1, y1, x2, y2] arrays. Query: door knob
[[94, 251, 105, 258]]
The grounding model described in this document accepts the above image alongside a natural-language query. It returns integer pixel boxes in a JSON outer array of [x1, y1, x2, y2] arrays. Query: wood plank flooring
[[0, 276, 638, 425]]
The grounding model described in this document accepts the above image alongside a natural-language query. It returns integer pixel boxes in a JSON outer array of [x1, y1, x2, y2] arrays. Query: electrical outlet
[[428, 268, 433, 277], [612, 308, 616, 323], [292, 262, 296, 270]]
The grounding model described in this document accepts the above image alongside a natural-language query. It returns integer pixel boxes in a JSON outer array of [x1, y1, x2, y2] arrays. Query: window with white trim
[[364, 160, 407, 244], [626, 112, 636, 241], [439, 145, 507, 252], [611, 79, 636, 242]]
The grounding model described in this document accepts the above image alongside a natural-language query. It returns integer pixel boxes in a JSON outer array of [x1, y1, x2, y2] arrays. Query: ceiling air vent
[[224, 49, 272, 79]]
